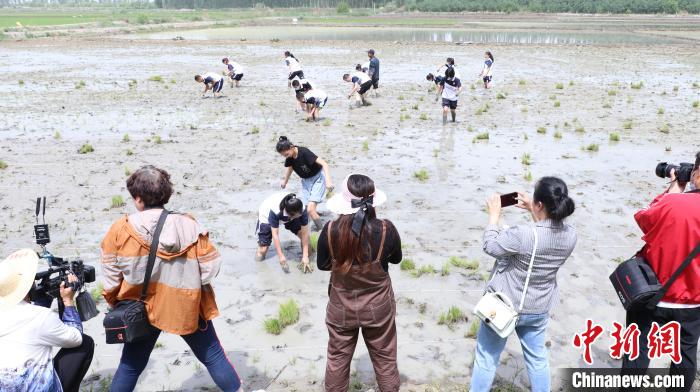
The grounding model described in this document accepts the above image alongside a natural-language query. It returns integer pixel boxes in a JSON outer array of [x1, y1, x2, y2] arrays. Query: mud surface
[[1, 25, 699, 391]]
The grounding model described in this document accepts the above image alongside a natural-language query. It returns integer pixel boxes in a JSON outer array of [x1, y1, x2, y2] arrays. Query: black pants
[[621, 307, 700, 392], [54, 334, 95, 392]]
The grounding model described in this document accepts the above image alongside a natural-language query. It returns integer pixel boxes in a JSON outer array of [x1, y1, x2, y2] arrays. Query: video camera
[[656, 162, 695, 183], [28, 197, 98, 321]]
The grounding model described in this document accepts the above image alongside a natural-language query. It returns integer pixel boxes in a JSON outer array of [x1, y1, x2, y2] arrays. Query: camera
[[28, 197, 99, 321], [656, 162, 695, 183]]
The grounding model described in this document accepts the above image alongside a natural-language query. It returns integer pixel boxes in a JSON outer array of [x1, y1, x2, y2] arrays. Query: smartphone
[[500, 192, 519, 208]]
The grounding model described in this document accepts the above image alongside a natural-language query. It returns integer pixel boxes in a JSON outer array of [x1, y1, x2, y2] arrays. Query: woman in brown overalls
[[317, 174, 403, 392]]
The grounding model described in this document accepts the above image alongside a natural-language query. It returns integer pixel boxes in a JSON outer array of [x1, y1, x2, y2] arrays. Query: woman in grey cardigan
[[470, 177, 577, 392]]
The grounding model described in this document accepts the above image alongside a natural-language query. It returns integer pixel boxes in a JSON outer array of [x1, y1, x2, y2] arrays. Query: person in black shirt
[[276, 136, 334, 231], [317, 174, 402, 391]]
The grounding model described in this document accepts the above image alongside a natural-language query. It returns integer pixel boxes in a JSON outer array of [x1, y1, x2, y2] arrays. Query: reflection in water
[[436, 127, 455, 182], [134, 26, 683, 45]]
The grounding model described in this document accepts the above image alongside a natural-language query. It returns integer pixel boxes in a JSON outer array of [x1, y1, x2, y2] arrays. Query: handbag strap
[[646, 241, 700, 309], [140, 209, 170, 301], [518, 227, 539, 312]]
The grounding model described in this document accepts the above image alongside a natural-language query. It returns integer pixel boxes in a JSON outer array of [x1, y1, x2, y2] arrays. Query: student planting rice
[[367, 49, 380, 96], [284, 51, 304, 88], [343, 70, 373, 107], [221, 57, 244, 88], [437, 57, 460, 79], [303, 87, 328, 122], [292, 78, 315, 112], [277, 136, 334, 231], [194, 72, 224, 98], [255, 192, 312, 274], [480, 51, 495, 89], [426, 72, 444, 90], [436, 67, 463, 124]]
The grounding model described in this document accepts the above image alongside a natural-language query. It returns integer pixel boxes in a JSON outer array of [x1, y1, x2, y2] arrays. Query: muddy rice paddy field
[[1, 16, 700, 391]]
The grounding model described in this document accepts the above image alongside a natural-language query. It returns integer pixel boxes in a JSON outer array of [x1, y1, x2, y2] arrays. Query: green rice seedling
[[555, 82, 563, 90], [153, 135, 162, 144], [602, 102, 612, 109], [519, 79, 526, 85], [419, 113, 428, 120], [521, 107, 528, 113], [400, 258, 416, 271], [322, 118, 331, 126], [310, 232, 320, 252], [53, 131, 61, 140], [673, 85, 679, 92], [554, 131, 562, 139], [411, 265, 436, 278], [90, 282, 103, 303], [418, 303, 427, 314], [278, 299, 299, 327], [170, 79, 176, 84], [0, 160, 7, 170], [548, 94, 557, 100], [78, 144, 94, 154], [465, 319, 480, 338], [155, 342, 165, 349], [658, 123, 670, 134], [448, 256, 479, 270], [523, 133, 529, 141], [623, 121, 633, 130], [537, 126, 546, 134], [125, 166, 131, 176], [128, 79, 137, 88], [467, 125, 474, 132], [553, 100, 560, 108], [362, 140, 369, 151], [610, 133, 620, 142], [475, 108, 484, 116], [693, 100, 699, 108], [251, 126, 260, 134], [657, 107, 665, 115], [586, 144, 599, 152], [607, 90, 617, 96], [693, 82, 699, 88], [414, 169, 429, 182], [75, 80, 86, 89], [400, 107, 407, 112], [438, 306, 464, 329], [432, 148, 439, 157], [148, 75, 163, 82], [126, 149, 133, 156], [563, 121, 570, 128], [441, 262, 451, 277], [411, 104, 419, 110], [110, 195, 125, 209], [496, 92, 506, 99], [569, 80, 574, 86], [575, 126, 585, 133], [630, 81, 643, 89], [665, 146, 672, 152], [122, 133, 130, 142], [18, 80, 24, 86], [524, 171, 533, 182], [398, 95, 404, 100], [419, 96, 424, 102], [258, 101, 266, 107], [471, 84, 476, 90], [474, 132, 489, 142], [521, 153, 531, 165], [264, 318, 282, 335]]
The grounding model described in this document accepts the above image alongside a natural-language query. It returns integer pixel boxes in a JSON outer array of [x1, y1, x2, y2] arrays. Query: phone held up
[[500, 192, 519, 208]]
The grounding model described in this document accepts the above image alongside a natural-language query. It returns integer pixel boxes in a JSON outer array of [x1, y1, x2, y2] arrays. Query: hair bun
[[279, 136, 288, 141]]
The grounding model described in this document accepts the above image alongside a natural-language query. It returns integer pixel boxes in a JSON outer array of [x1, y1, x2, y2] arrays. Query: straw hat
[[0, 249, 39, 311], [327, 174, 387, 215]]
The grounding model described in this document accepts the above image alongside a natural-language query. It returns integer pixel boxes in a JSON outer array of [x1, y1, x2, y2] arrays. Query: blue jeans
[[470, 313, 550, 392], [110, 320, 241, 392]]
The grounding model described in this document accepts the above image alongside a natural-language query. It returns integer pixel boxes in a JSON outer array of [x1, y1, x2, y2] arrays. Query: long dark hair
[[485, 51, 494, 62], [445, 67, 455, 79], [284, 51, 297, 61], [533, 176, 575, 222], [446, 57, 455, 66], [279, 193, 303, 216], [330, 175, 378, 274], [276, 136, 294, 153]]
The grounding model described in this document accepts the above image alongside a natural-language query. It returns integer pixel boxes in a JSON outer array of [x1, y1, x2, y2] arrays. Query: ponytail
[[276, 136, 294, 153], [279, 193, 303, 216], [486, 51, 494, 62]]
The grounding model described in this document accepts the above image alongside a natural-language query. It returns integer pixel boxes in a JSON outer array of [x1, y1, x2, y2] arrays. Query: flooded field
[[1, 14, 700, 391]]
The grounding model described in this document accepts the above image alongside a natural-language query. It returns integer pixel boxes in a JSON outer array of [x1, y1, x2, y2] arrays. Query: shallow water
[[130, 25, 691, 45]]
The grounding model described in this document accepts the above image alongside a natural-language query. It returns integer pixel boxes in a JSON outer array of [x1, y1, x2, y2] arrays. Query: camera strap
[[646, 241, 700, 310], [140, 209, 170, 301]]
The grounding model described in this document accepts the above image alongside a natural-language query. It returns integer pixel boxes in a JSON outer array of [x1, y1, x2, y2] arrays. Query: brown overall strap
[[327, 220, 335, 261], [374, 220, 387, 263]]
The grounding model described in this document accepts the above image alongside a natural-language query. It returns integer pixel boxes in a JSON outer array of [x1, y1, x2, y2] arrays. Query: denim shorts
[[301, 170, 326, 204]]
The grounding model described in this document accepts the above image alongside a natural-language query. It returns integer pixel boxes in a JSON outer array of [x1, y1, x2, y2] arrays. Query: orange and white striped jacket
[[100, 209, 221, 335]]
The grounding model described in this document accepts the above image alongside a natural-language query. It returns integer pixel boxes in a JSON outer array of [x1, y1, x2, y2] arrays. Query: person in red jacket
[[621, 152, 700, 392]]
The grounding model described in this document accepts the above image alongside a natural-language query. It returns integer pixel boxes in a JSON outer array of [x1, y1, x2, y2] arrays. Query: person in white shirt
[[479, 51, 495, 89], [292, 78, 314, 113], [343, 71, 372, 107], [436, 67, 463, 124], [303, 88, 328, 122], [222, 57, 244, 88], [0, 249, 94, 392], [194, 72, 224, 98], [284, 51, 304, 88]]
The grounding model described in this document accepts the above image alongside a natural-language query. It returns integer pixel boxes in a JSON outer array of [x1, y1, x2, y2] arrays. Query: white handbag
[[473, 227, 539, 338]]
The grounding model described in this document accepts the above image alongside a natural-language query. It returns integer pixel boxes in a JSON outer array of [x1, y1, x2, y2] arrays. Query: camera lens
[[656, 162, 669, 179]]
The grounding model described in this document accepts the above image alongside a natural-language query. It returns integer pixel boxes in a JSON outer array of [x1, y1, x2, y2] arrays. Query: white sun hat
[[326, 174, 387, 215], [0, 248, 39, 312]]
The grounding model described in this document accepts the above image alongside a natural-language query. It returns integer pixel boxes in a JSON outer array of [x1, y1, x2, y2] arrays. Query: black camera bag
[[104, 210, 169, 344], [610, 243, 700, 311]]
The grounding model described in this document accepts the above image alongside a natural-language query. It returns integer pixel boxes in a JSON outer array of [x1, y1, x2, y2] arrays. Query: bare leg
[[442, 106, 449, 125], [451, 109, 456, 122], [307, 202, 323, 230], [256, 246, 269, 261]]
